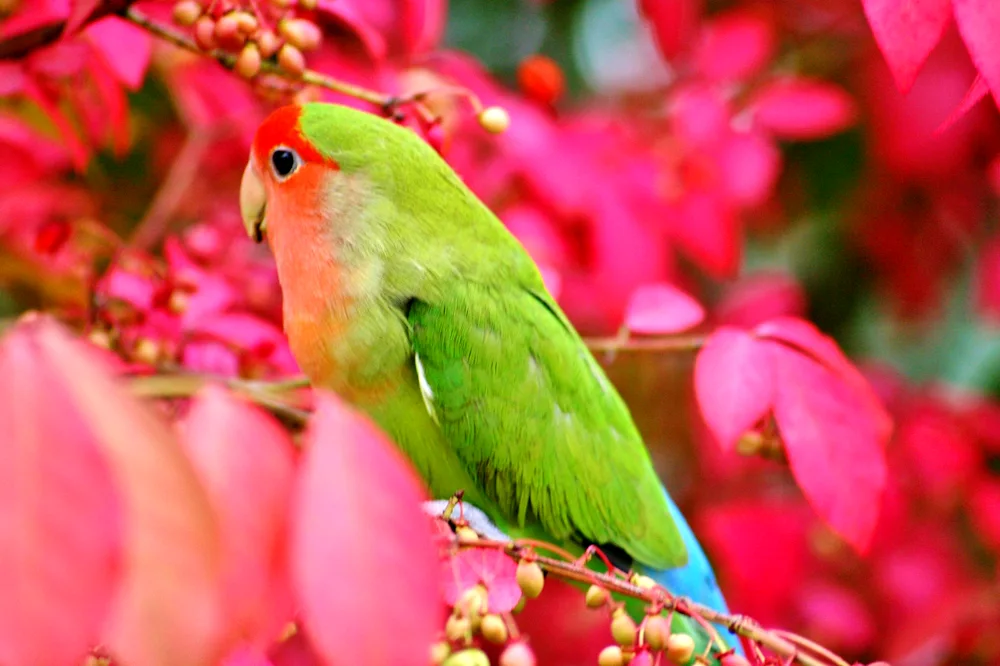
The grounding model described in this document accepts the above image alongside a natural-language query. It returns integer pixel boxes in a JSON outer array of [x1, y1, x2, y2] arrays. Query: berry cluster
[[171, 0, 322, 79]]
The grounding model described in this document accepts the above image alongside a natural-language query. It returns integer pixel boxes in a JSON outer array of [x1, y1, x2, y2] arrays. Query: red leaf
[[65, 0, 102, 35], [969, 478, 1000, 551], [443, 549, 521, 613], [694, 327, 775, 451], [624, 283, 705, 335], [85, 17, 153, 90], [767, 343, 887, 553], [401, 0, 446, 55], [33, 316, 226, 666], [668, 191, 740, 277], [748, 78, 857, 140], [291, 392, 443, 666], [181, 386, 297, 647], [953, 0, 1000, 106], [716, 130, 781, 207], [936, 74, 990, 133], [694, 10, 775, 82], [0, 318, 122, 666], [861, 0, 951, 93], [754, 317, 893, 443], [638, 0, 702, 60], [0, 0, 69, 40]]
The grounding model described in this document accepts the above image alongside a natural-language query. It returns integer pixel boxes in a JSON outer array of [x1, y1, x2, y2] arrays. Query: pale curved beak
[[240, 161, 267, 243]]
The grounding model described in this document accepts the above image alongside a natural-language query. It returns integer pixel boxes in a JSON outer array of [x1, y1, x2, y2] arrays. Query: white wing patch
[[414, 352, 439, 424]]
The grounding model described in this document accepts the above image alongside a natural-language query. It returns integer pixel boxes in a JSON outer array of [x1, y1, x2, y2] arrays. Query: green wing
[[408, 281, 687, 570]]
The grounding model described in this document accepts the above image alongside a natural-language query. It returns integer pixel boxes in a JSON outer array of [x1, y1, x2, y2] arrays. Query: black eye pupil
[[271, 149, 297, 177]]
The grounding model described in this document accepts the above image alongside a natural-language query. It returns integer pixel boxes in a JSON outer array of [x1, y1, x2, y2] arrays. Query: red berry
[[516, 54, 565, 106]]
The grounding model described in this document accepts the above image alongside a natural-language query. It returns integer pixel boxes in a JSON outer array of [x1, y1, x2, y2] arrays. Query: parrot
[[239, 102, 741, 657]]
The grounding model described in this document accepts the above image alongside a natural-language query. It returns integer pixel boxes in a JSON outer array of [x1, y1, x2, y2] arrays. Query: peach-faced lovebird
[[240, 103, 739, 655]]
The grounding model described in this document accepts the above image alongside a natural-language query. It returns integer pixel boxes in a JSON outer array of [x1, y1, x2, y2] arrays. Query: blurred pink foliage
[[2, 0, 1000, 665]]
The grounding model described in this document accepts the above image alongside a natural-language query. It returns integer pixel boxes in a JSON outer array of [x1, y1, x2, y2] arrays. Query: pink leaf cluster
[[694, 317, 891, 552], [0, 316, 444, 666]]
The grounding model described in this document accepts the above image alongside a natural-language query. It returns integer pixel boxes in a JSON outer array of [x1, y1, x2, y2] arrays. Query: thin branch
[[584, 334, 706, 354], [124, 7, 391, 108], [455, 537, 831, 666]]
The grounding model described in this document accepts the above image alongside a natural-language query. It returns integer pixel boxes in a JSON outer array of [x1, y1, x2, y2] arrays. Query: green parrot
[[239, 102, 739, 658]]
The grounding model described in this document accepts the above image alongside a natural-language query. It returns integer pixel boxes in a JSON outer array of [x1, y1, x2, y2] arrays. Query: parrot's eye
[[270, 147, 300, 180]]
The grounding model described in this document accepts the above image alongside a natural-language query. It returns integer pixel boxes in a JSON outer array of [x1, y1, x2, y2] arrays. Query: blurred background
[[3, 0, 1000, 664]]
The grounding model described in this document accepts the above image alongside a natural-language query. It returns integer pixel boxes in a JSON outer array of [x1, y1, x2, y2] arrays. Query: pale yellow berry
[[512, 596, 526, 614], [610, 609, 637, 647], [598, 645, 625, 666], [172, 0, 203, 26], [214, 13, 246, 50], [585, 584, 610, 609], [456, 526, 479, 542], [631, 574, 657, 590], [298, 0, 318, 9], [515, 561, 544, 599], [279, 17, 322, 51], [277, 43, 306, 77], [133, 338, 160, 365], [478, 106, 510, 134], [480, 613, 509, 644], [445, 614, 471, 642], [193, 15, 217, 50], [442, 648, 490, 666], [456, 585, 487, 618], [254, 29, 280, 58], [235, 43, 261, 78], [430, 641, 451, 665], [664, 634, 695, 665], [499, 642, 536, 666], [233, 11, 258, 35], [643, 615, 670, 651], [88, 329, 112, 349]]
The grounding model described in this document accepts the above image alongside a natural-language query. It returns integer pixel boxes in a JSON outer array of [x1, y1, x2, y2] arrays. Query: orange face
[[239, 104, 339, 244]]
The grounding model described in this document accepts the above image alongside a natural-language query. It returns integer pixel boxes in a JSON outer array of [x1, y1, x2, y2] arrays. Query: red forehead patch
[[252, 105, 335, 168]]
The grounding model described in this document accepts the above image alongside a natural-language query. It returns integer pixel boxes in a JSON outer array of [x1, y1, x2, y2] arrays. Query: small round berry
[[455, 525, 479, 542], [480, 613, 509, 644], [445, 614, 471, 642], [442, 648, 490, 666], [585, 584, 610, 609], [172, 0, 203, 26], [499, 642, 536, 666], [430, 641, 451, 665], [478, 106, 510, 134], [643, 615, 670, 651], [133, 338, 161, 365], [233, 11, 258, 35], [511, 596, 526, 614], [277, 44, 306, 77], [235, 43, 261, 78], [193, 16, 217, 50], [298, 0, 318, 9], [664, 634, 695, 665], [719, 651, 751, 666], [279, 18, 322, 51], [515, 561, 544, 599], [516, 54, 565, 106], [88, 329, 112, 350], [456, 585, 487, 618], [597, 645, 625, 666], [631, 574, 657, 590], [735, 431, 764, 456], [214, 13, 247, 50], [610, 610, 637, 647], [254, 29, 280, 58]]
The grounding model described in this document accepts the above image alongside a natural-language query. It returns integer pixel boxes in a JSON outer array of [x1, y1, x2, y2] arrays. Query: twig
[[124, 7, 391, 108], [584, 334, 706, 354], [130, 127, 220, 249], [456, 537, 831, 666], [129, 372, 310, 425]]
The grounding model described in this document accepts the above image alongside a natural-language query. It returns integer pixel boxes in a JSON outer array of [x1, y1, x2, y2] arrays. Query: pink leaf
[[694, 10, 775, 82], [936, 74, 990, 133], [668, 191, 740, 277], [767, 343, 888, 553], [34, 316, 226, 666], [181, 386, 297, 647], [443, 549, 521, 613], [65, 0, 101, 34], [953, 0, 1000, 106], [716, 130, 781, 207], [624, 283, 705, 335], [221, 646, 275, 666], [861, 0, 951, 93], [401, 0, 446, 55], [0, 0, 69, 40], [694, 327, 775, 451], [85, 17, 153, 90], [291, 392, 443, 666], [748, 78, 857, 140], [0, 318, 122, 666], [638, 0, 702, 60], [754, 316, 893, 442]]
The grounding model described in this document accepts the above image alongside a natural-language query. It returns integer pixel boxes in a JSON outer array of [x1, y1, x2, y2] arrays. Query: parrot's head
[[239, 103, 342, 245]]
